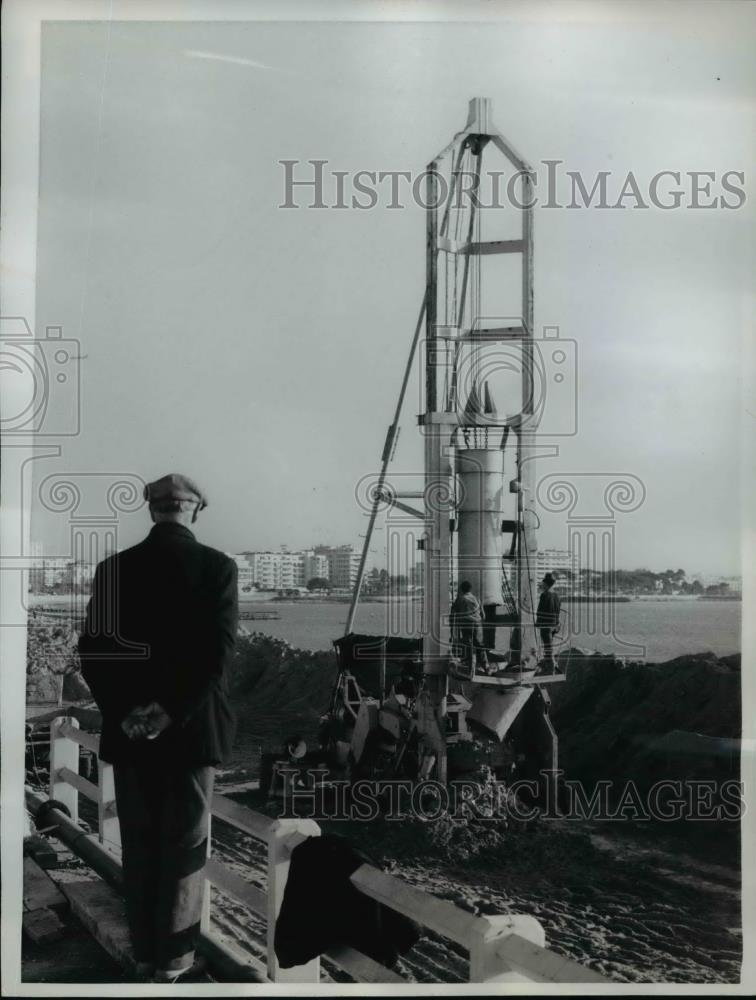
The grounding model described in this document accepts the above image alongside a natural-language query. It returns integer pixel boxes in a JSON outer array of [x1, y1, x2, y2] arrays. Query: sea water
[[239, 597, 741, 662]]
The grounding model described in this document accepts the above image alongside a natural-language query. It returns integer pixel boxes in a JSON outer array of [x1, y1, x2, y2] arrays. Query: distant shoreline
[[27, 591, 743, 609], [253, 593, 743, 605]]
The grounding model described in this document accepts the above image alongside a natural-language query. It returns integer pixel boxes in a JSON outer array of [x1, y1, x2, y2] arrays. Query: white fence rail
[[43, 716, 607, 985]]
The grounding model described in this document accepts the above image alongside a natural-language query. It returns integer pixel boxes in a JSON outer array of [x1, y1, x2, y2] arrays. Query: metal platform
[[472, 672, 568, 688]]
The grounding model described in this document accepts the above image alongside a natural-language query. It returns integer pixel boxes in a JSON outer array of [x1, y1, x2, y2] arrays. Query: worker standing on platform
[[536, 572, 561, 673], [78, 474, 238, 984], [450, 581, 490, 674]]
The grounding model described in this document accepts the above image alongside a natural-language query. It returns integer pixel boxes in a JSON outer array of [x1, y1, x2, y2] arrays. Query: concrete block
[[61, 879, 135, 969], [23, 857, 68, 913], [23, 834, 59, 869], [23, 907, 66, 945]]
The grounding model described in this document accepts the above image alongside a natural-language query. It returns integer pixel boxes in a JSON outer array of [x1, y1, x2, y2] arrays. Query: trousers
[[113, 761, 214, 972], [456, 624, 489, 667], [540, 627, 556, 663]]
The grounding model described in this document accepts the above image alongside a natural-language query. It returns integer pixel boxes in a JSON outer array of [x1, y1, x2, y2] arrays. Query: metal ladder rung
[[436, 238, 525, 255], [435, 325, 524, 341]]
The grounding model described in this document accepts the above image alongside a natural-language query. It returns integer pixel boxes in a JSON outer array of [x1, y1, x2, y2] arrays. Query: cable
[[520, 508, 541, 669], [500, 556, 517, 615]]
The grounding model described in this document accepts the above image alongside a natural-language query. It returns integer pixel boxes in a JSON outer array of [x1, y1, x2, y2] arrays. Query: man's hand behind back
[[121, 702, 173, 741]]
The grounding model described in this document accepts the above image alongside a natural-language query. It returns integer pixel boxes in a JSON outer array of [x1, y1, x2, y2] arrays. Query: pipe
[[26, 786, 123, 890], [24, 786, 266, 982]]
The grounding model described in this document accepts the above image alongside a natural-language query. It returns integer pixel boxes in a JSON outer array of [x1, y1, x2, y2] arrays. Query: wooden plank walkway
[[22, 875, 219, 985], [23, 857, 67, 914], [21, 833, 262, 985], [22, 899, 129, 984]]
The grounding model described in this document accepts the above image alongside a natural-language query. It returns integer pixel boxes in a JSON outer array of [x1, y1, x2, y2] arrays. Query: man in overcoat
[[78, 473, 238, 982], [535, 572, 561, 673]]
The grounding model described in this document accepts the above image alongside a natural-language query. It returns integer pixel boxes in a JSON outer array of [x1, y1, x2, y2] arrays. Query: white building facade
[[318, 545, 360, 589], [233, 544, 361, 592], [243, 551, 304, 590], [502, 549, 577, 593]]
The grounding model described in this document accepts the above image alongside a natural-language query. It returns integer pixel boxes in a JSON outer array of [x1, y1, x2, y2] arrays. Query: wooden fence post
[[50, 717, 79, 825], [468, 914, 544, 983], [96, 761, 121, 854], [266, 818, 321, 983]]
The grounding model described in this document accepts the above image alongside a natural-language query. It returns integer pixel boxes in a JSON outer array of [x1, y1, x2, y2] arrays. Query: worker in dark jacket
[[450, 581, 490, 673], [535, 572, 561, 673], [78, 473, 238, 983]]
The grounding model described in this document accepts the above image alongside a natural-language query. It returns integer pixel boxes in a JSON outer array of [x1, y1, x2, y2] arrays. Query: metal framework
[[423, 101, 537, 643], [345, 99, 550, 783]]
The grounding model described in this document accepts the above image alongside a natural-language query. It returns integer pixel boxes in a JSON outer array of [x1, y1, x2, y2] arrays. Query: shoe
[[133, 961, 155, 982], [153, 956, 207, 983], [450, 657, 473, 679], [536, 661, 557, 676]]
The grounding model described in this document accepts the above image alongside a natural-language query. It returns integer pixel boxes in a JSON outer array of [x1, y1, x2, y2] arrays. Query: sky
[[29, 9, 755, 575]]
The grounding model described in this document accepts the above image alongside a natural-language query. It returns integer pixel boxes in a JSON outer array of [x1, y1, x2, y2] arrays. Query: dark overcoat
[[78, 522, 238, 765], [535, 588, 561, 630]]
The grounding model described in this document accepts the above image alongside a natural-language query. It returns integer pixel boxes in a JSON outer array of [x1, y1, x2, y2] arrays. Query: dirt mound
[[229, 636, 742, 789], [31, 623, 742, 803], [228, 632, 338, 755], [550, 649, 741, 792], [26, 609, 80, 704]]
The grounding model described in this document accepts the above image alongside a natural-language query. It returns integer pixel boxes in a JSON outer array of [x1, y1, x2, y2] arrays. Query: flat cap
[[144, 473, 208, 510]]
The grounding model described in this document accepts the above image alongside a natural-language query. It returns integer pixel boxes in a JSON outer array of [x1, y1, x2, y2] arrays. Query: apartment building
[[315, 544, 360, 589], [301, 550, 329, 584], [233, 544, 361, 592], [238, 550, 304, 590], [502, 549, 577, 591]]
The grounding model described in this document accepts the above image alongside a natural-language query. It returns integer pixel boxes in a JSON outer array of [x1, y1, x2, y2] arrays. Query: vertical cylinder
[[456, 449, 504, 613]]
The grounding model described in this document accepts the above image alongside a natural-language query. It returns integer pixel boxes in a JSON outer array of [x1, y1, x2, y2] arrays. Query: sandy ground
[[28, 778, 741, 985], [208, 775, 742, 985]]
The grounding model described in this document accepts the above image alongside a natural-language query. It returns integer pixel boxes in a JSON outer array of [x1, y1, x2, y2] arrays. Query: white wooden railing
[[42, 716, 607, 985]]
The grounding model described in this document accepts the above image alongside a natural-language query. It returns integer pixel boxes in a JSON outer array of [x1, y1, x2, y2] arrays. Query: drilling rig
[[323, 99, 565, 797]]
